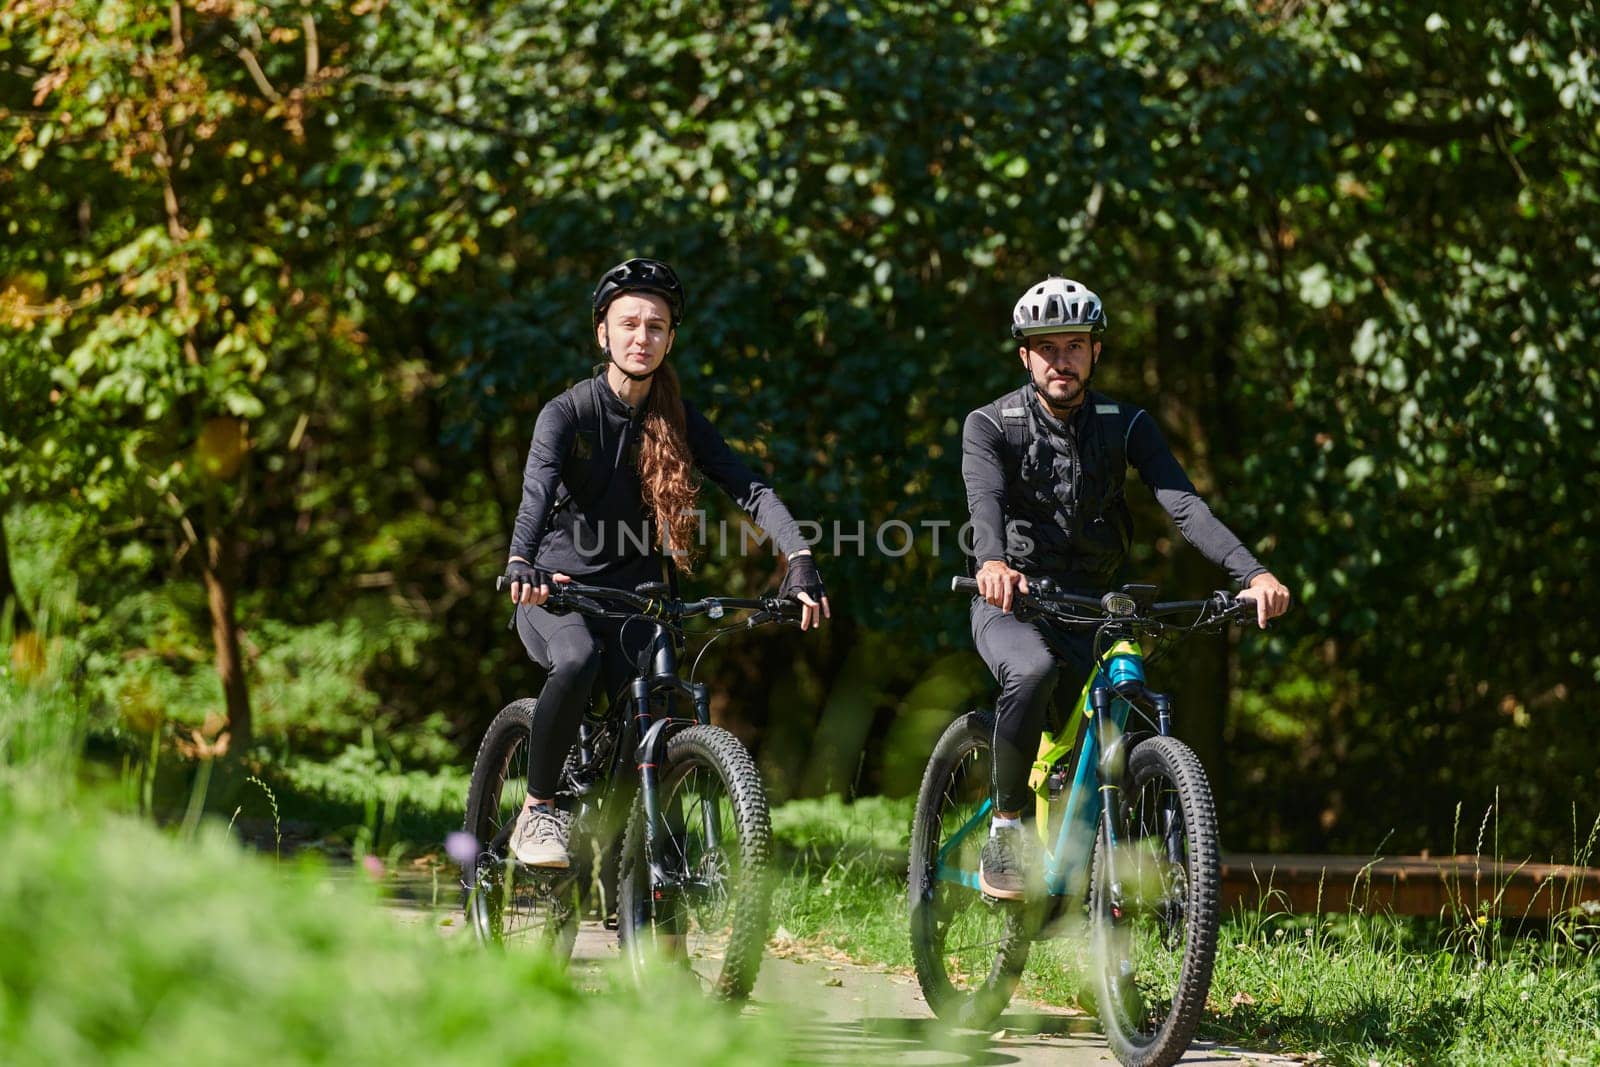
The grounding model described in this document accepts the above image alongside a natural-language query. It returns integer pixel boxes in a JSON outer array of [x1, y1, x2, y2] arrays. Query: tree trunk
[[203, 527, 251, 754], [800, 619, 890, 798], [1148, 294, 1244, 806], [0, 502, 34, 634]]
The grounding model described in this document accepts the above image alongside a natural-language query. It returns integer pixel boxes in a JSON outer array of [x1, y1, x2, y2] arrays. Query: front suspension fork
[[1093, 685, 1125, 915], [633, 677, 716, 914]]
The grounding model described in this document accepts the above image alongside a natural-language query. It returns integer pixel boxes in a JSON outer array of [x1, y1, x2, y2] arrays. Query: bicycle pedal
[[978, 889, 1024, 907]]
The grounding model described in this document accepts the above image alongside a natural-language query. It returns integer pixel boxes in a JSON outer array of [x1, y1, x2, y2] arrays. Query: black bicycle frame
[[627, 621, 719, 897], [494, 574, 796, 908]]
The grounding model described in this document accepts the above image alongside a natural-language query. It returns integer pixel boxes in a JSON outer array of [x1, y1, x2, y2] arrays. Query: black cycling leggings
[[970, 598, 1095, 813], [515, 603, 652, 799]]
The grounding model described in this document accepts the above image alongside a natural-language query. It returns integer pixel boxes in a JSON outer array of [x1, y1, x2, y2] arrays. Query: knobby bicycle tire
[[616, 724, 773, 1001], [1089, 735, 1221, 1067], [461, 699, 580, 961], [908, 710, 1031, 1027]]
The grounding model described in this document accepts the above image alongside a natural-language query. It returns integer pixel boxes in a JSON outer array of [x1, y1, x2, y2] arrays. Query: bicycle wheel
[[1089, 735, 1221, 1067], [461, 699, 579, 960], [908, 710, 1031, 1027], [616, 724, 772, 1000]]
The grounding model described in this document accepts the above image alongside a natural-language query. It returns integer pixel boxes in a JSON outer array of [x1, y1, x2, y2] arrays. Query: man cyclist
[[963, 275, 1290, 900]]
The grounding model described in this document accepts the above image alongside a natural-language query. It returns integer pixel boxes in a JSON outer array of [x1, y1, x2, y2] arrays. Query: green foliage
[[68, 578, 435, 753], [268, 744, 470, 847], [3, 0, 1598, 855], [1207, 910, 1600, 1065], [771, 795, 919, 967], [0, 590, 88, 797], [772, 793, 913, 861]]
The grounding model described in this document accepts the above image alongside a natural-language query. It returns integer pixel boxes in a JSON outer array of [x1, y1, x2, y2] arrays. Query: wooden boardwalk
[[1220, 853, 1600, 920]]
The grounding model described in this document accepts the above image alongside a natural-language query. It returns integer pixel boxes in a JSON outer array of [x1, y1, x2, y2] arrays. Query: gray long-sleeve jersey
[[510, 370, 809, 581], [961, 385, 1265, 590]]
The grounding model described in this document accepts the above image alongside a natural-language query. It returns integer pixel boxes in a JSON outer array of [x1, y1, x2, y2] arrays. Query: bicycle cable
[[687, 620, 756, 685]]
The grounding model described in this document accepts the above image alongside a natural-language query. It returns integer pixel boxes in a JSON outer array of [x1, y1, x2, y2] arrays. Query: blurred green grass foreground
[[0, 616, 796, 1067]]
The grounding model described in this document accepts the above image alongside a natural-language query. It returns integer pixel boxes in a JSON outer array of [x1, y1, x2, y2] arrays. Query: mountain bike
[[461, 576, 801, 1000], [909, 576, 1258, 1067]]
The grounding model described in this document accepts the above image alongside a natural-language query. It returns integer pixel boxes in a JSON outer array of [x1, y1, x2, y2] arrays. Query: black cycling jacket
[[962, 383, 1266, 591], [510, 369, 810, 581]]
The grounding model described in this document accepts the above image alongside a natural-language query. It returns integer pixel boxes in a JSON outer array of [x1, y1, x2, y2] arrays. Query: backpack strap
[[998, 399, 1030, 460], [542, 376, 606, 534], [977, 386, 1032, 476], [1090, 397, 1127, 473]]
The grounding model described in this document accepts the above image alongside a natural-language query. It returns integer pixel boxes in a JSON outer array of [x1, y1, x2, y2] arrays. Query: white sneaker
[[510, 805, 571, 868]]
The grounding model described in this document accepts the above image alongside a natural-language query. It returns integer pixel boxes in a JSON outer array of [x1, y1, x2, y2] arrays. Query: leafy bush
[[0, 794, 796, 1065]]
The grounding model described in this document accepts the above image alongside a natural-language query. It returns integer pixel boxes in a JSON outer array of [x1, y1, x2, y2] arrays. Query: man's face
[[1019, 331, 1099, 410], [597, 292, 674, 376]]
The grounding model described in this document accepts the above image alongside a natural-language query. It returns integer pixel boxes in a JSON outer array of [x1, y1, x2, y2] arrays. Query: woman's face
[[597, 292, 674, 377]]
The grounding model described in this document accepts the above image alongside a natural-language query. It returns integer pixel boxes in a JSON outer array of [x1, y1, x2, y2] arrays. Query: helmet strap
[[1081, 341, 1101, 394]]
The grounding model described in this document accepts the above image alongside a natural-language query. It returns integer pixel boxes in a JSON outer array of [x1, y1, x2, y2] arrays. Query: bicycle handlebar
[[496, 575, 804, 626], [950, 575, 1250, 628]]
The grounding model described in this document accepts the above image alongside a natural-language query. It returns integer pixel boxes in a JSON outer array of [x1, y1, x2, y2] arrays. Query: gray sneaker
[[510, 805, 571, 868], [979, 825, 1035, 901]]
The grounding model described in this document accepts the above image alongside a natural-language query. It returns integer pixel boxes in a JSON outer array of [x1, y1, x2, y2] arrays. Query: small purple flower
[[361, 854, 386, 881], [445, 831, 480, 868]]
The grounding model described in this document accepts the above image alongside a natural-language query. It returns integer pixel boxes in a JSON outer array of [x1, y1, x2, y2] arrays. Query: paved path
[[734, 938, 1296, 1067], [386, 880, 1303, 1067]]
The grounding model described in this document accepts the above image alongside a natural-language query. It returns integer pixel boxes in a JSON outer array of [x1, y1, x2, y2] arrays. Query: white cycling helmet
[[1010, 276, 1106, 339]]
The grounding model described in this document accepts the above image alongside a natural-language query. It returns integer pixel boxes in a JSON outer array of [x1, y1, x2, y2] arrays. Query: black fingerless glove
[[779, 554, 826, 601], [506, 559, 550, 592]]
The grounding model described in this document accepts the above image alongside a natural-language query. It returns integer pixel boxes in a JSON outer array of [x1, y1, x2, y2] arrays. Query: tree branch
[[302, 12, 320, 82], [1339, 98, 1561, 149], [237, 47, 283, 102], [347, 75, 542, 143]]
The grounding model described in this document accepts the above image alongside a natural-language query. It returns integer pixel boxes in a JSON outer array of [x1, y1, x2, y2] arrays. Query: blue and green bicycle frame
[[934, 638, 1160, 902]]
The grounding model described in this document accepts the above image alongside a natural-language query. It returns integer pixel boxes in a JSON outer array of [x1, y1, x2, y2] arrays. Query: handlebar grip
[[495, 575, 508, 592], [951, 576, 979, 594]]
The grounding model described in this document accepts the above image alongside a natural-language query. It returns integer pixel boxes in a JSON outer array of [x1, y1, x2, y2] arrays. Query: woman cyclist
[[502, 257, 830, 867]]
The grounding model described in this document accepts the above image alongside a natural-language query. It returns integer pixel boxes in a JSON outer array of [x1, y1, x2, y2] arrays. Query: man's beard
[[1034, 371, 1085, 415]]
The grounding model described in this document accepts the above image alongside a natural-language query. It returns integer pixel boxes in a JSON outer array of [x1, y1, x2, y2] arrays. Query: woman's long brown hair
[[639, 363, 701, 570]]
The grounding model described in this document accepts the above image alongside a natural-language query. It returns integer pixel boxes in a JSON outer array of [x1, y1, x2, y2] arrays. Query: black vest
[[980, 386, 1133, 590]]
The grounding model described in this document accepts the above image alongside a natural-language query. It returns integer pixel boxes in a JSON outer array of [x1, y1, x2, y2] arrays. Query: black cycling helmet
[[591, 258, 685, 327]]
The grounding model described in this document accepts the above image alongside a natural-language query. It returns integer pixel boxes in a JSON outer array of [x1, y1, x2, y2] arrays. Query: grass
[[768, 795, 1600, 1067], [3, 608, 805, 1066], [0, 793, 805, 1066], [8, 584, 1598, 1065]]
